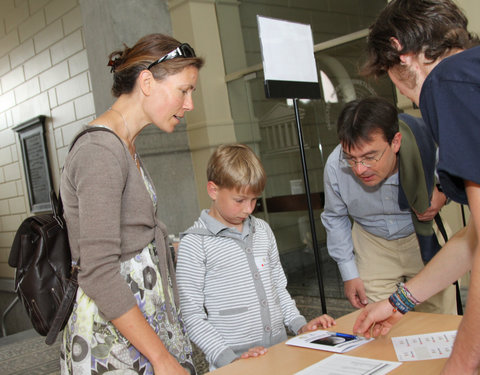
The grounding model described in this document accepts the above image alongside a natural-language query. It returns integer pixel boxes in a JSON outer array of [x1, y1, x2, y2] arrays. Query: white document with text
[[294, 354, 401, 375], [392, 330, 457, 361]]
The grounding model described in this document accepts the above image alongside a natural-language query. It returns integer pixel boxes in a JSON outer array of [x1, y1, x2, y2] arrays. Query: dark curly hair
[[362, 0, 479, 77]]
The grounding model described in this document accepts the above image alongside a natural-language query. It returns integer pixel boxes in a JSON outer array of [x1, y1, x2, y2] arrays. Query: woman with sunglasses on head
[[59, 34, 203, 375]]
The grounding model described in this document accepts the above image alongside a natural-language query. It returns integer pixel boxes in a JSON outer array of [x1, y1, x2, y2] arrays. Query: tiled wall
[[0, 0, 95, 278]]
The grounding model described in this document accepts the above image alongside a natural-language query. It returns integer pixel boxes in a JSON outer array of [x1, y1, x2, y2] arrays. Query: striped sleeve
[[176, 233, 237, 368]]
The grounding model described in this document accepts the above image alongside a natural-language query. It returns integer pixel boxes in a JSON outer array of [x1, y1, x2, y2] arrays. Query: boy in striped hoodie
[[176, 143, 335, 371]]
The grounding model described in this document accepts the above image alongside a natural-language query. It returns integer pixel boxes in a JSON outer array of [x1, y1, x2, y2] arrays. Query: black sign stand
[[258, 16, 327, 313], [293, 98, 327, 314], [265, 82, 327, 314]]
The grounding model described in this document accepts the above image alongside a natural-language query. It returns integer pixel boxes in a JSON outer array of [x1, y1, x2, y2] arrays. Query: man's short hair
[[362, 0, 479, 77], [207, 144, 266, 195], [337, 97, 398, 151]]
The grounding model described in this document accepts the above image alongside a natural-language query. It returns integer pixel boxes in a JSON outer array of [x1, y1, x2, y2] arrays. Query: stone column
[[168, 0, 238, 209]]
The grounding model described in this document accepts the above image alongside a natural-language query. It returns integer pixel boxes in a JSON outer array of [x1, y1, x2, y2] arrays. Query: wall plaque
[[13, 116, 53, 213]]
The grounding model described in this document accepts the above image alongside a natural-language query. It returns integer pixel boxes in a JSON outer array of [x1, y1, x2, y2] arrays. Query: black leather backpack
[[8, 126, 119, 344]]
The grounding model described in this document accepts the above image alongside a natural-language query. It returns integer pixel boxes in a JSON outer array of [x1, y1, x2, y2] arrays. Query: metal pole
[[293, 98, 327, 313]]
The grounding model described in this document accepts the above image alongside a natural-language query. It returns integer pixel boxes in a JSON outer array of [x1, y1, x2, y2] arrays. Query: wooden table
[[206, 310, 462, 374]]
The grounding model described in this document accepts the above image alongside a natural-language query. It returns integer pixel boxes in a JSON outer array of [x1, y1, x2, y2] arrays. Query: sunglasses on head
[[147, 43, 196, 70]]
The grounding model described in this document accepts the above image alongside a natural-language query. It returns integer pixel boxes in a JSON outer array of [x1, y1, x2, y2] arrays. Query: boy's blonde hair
[[207, 144, 266, 195]]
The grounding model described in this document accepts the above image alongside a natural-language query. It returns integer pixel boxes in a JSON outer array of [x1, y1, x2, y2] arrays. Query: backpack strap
[[68, 125, 123, 152], [59, 125, 124, 210]]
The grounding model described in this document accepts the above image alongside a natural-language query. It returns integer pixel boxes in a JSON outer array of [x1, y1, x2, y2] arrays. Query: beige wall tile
[[15, 180, 23, 196], [24, 49, 51, 79], [9, 38, 35, 67], [18, 10, 46, 43], [3, 162, 20, 181], [4, 1, 28, 33], [51, 101, 75, 128], [0, 148, 13, 167], [56, 72, 89, 104], [8, 196, 26, 214], [0, 214, 23, 232], [62, 6, 83, 35], [50, 29, 83, 64], [1, 66, 24, 91], [48, 87, 57, 107], [39, 61, 69, 90], [14, 77, 40, 103], [53, 127, 63, 148], [68, 49, 88, 76], [0, 55, 11, 76], [0, 113, 6, 130], [0, 92, 15, 113], [0, 0, 15, 15], [29, 0, 49, 15], [0, 200, 9, 216], [11, 92, 49, 125], [33, 19, 63, 52], [0, 129, 15, 148], [0, 31, 19, 57], [74, 92, 94, 119], [0, 181, 17, 200], [45, 0, 77, 24]]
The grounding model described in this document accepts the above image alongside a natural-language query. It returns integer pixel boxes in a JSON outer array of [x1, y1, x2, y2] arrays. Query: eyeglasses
[[147, 43, 196, 70], [340, 145, 389, 168]]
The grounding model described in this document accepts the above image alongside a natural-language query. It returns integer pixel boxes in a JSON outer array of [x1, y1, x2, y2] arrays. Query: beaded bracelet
[[397, 288, 416, 310], [388, 292, 410, 314], [388, 282, 421, 314], [397, 282, 421, 306]]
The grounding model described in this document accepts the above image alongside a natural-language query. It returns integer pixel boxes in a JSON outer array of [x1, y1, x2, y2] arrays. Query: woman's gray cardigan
[[60, 128, 177, 321]]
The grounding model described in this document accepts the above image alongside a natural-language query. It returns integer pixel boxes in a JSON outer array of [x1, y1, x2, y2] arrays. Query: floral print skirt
[[60, 243, 196, 374]]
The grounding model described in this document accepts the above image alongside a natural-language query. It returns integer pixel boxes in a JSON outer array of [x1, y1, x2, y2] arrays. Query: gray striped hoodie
[[176, 209, 307, 370]]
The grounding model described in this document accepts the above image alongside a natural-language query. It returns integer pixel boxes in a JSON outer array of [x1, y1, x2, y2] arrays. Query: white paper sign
[[257, 15, 318, 83]]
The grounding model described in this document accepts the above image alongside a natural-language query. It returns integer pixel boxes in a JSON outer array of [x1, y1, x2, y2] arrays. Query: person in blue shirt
[[321, 97, 455, 314], [352, 1, 480, 374]]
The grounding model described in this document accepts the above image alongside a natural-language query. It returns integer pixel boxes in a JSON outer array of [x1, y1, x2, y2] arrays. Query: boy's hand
[[239, 346, 268, 359], [299, 314, 336, 334]]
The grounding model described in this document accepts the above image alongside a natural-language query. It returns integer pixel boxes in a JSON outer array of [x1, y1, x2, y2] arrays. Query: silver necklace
[[109, 107, 138, 165]]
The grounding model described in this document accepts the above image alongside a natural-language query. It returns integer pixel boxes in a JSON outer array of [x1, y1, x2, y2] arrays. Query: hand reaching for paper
[[353, 299, 404, 338]]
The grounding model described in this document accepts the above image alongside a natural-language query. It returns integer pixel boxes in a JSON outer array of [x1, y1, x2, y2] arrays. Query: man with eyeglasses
[[321, 97, 456, 315]]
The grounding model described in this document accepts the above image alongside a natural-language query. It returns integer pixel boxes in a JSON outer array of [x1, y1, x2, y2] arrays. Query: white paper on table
[[392, 330, 457, 361], [286, 330, 373, 353], [294, 354, 402, 375]]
